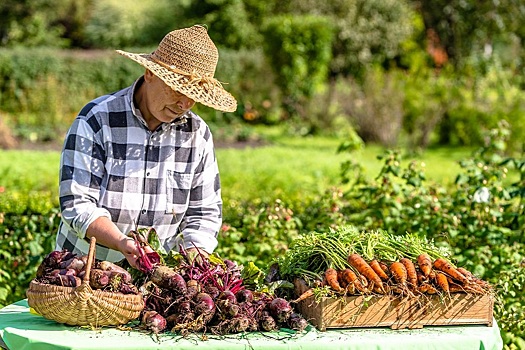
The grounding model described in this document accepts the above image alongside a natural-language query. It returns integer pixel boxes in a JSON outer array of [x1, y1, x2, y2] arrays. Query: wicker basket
[[26, 237, 144, 326]]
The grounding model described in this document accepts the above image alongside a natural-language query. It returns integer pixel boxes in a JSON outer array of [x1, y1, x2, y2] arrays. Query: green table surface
[[0, 300, 503, 350]]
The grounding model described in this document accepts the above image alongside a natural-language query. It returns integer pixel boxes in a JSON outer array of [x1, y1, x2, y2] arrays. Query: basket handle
[[82, 236, 97, 285]]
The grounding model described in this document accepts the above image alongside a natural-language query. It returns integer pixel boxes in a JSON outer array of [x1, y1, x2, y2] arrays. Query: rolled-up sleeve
[[59, 116, 111, 238]]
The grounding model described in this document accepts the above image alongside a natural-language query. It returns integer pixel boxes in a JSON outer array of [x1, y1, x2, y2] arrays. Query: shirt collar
[[129, 76, 189, 130]]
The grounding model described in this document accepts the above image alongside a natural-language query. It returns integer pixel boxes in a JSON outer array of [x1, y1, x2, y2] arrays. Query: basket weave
[[26, 237, 144, 326]]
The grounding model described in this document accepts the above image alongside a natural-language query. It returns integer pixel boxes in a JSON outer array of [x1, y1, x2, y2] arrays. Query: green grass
[[0, 134, 472, 203], [218, 135, 470, 202], [0, 150, 61, 193]]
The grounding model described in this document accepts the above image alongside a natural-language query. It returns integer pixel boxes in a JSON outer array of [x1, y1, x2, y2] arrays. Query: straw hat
[[116, 25, 237, 113]]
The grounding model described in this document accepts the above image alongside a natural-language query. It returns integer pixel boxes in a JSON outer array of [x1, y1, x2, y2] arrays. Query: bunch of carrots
[[276, 225, 492, 300], [317, 253, 490, 299]]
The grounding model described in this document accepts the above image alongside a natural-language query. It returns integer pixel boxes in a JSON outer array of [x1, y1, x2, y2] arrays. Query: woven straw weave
[[26, 237, 144, 327], [116, 25, 237, 113]]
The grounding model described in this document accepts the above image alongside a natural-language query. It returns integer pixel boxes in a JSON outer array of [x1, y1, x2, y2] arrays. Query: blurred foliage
[[261, 15, 334, 120], [413, 0, 525, 68], [271, 0, 414, 81], [1, 0, 525, 149]]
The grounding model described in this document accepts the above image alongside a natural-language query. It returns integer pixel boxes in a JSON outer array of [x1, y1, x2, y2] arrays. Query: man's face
[[143, 70, 196, 125]]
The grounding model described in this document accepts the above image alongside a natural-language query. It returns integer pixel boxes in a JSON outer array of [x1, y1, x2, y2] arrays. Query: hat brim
[[116, 50, 237, 113]]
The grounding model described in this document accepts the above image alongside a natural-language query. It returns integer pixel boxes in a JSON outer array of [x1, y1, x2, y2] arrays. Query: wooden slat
[[294, 279, 494, 331]]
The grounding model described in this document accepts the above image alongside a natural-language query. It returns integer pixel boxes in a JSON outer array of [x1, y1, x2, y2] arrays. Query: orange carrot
[[359, 274, 369, 287], [389, 262, 407, 286], [379, 261, 391, 277], [325, 268, 344, 292], [348, 253, 385, 292], [433, 258, 468, 284], [340, 268, 366, 293], [417, 270, 428, 285], [435, 271, 449, 292], [369, 259, 389, 281], [337, 270, 348, 288], [292, 288, 314, 303], [400, 258, 418, 288], [456, 267, 474, 281], [417, 253, 432, 277], [418, 283, 438, 294]]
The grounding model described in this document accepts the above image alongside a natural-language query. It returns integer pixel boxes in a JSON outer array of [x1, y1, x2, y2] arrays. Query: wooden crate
[[294, 279, 494, 331]]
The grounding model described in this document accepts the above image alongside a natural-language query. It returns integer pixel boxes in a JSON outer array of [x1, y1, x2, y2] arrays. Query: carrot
[[461, 283, 486, 294], [418, 283, 438, 294], [337, 270, 348, 288], [417, 253, 432, 277], [417, 270, 428, 285], [433, 258, 469, 284], [456, 267, 474, 281], [348, 253, 385, 292], [325, 268, 344, 292], [369, 259, 389, 281], [379, 261, 391, 277], [340, 268, 366, 293], [400, 258, 418, 288], [448, 279, 486, 294], [359, 274, 369, 287], [389, 262, 407, 286], [435, 272, 449, 292], [292, 288, 314, 303]]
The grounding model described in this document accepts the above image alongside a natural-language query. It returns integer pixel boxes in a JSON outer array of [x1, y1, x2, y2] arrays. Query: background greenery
[[1, 0, 525, 349]]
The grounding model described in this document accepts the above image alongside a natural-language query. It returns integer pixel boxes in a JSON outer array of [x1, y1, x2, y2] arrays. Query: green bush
[[439, 63, 525, 151], [0, 48, 143, 141], [0, 191, 60, 308], [0, 47, 278, 142], [261, 15, 334, 120]]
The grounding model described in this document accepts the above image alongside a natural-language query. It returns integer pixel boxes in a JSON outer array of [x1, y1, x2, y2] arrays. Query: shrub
[[0, 191, 60, 307]]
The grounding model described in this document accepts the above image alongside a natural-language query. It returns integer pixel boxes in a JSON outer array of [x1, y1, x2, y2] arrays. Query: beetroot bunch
[[138, 248, 308, 335], [35, 249, 139, 295]]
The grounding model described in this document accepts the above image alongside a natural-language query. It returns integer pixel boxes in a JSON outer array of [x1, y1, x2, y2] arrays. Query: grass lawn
[[0, 132, 472, 203], [218, 130, 472, 202]]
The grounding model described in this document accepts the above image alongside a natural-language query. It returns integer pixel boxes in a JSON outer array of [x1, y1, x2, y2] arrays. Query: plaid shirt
[[55, 77, 222, 262]]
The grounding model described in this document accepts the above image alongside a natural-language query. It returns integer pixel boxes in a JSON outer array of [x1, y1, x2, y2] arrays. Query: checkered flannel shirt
[[55, 77, 222, 262]]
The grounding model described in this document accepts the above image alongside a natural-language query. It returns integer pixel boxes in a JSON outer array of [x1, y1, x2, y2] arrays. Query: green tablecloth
[[0, 300, 503, 350]]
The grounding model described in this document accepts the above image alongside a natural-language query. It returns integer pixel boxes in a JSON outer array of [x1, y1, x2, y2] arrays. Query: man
[[56, 25, 237, 268]]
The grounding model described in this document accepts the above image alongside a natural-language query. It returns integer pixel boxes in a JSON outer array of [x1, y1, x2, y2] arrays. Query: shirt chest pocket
[[165, 170, 193, 215]]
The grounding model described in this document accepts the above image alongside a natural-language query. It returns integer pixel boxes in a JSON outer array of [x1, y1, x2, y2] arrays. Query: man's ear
[[144, 69, 154, 82]]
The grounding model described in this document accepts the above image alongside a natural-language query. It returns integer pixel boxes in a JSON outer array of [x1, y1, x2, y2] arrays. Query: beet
[[59, 256, 86, 273], [167, 272, 187, 295], [48, 274, 80, 287], [150, 266, 175, 286], [185, 279, 200, 299], [98, 260, 132, 283], [194, 293, 215, 315], [90, 269, 110, 289], [269, 297, 293, 324], [142, 310, 167, 334], [235, 289, 253, 303], [216, 299, 240, 319], [230, 316, 250, 333], [259, 314, 277, 331], [60, 268, 77, 276], [119, 283, 139, 295], [204, 285, 220, 299], [218, 290, 237, 304], [287, 312, 308, 331]]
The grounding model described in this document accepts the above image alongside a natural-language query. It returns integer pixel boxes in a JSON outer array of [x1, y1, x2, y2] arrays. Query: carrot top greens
[[275, 225, 449, 284]]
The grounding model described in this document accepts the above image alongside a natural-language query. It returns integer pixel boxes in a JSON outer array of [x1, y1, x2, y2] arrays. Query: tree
[[413, 0, 525, 68]]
